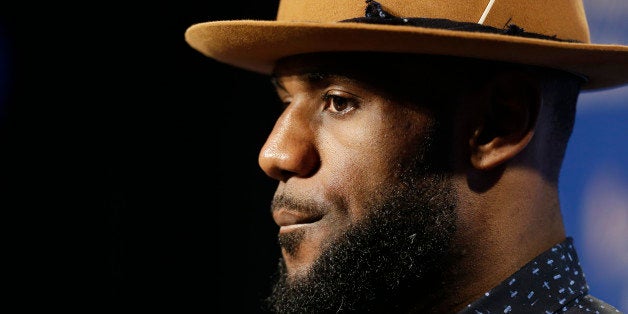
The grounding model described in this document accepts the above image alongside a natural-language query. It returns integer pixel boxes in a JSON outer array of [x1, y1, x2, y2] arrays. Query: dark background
[[1, 1, 282, 312], [2, 1, 626, 312]]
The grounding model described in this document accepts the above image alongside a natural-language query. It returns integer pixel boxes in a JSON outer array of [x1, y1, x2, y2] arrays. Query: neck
[[425, 167, 566, 313]]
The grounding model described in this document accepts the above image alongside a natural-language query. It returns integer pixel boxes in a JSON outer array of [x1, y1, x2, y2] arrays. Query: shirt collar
[[458, 237, 589, 314]]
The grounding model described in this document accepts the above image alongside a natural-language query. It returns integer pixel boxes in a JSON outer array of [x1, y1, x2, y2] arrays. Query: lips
[[272, 209, 323, 228]]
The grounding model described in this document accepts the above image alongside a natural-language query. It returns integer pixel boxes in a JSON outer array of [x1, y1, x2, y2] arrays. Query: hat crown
[[276, 0, 591, 43]]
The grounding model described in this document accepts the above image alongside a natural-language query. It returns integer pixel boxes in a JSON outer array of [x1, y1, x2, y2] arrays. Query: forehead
[[274, 52, 495, 86], [272, 52, 493, 102], [276, 52, 495, 74]]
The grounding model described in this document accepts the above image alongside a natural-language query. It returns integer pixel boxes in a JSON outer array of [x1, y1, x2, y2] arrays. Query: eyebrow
[[270, 72, 359, 92]]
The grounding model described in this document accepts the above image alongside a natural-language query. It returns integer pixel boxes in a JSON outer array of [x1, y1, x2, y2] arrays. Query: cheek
[[318, 109, 430, 219]]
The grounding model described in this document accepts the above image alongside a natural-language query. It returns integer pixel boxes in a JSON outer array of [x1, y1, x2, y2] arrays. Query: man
[[185, 0, 627, 313]]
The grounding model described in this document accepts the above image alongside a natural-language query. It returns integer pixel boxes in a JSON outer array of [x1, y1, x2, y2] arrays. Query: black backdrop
[[2, 2, 283, 312]]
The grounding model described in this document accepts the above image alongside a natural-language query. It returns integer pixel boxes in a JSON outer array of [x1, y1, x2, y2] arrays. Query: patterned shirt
[[458, 237, 622, 314]]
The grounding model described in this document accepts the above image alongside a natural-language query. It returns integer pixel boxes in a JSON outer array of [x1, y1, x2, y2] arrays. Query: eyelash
[[322, 91, 359, 115]]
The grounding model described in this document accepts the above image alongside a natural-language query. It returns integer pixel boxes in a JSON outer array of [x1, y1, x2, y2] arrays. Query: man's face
[[258, 53, 461, 312]]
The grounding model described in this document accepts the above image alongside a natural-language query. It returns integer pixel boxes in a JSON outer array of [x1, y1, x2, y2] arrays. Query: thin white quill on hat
[[478, 0, 497, 24]]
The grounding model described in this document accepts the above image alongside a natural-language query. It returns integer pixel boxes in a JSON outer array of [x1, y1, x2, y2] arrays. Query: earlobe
[[470, 130, 536, 170], [469, 72, 541, 171]]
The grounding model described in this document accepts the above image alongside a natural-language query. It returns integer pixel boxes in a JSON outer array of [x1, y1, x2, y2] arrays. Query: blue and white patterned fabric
[[458, 237, 622, 314]]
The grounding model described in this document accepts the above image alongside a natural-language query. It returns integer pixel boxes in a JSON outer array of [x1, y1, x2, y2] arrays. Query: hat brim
[[185, 20, 628, 91]]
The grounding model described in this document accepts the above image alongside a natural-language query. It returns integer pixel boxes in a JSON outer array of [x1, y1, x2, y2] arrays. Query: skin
[[257, 52, 567, 313], [262, 60, 435, 278]]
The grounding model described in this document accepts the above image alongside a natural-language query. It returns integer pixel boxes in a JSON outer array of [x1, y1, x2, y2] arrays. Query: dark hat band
[[340, 0, 580, 43]]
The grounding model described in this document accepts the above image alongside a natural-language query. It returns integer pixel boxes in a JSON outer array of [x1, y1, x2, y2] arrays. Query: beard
[[264, 122, 458, 313]]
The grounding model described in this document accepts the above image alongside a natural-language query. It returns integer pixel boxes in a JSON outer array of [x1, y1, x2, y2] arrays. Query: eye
[[322, 91, 359, 115]]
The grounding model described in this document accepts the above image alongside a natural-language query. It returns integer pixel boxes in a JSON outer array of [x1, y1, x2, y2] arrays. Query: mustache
[[271, 193, 329, 217]]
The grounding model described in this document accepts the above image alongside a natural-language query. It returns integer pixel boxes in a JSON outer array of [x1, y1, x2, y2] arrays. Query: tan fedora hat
[[184, 0, 628, 90]]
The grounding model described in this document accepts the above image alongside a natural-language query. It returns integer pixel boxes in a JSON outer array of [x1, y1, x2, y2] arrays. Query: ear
[[469, 71, 541, 170]]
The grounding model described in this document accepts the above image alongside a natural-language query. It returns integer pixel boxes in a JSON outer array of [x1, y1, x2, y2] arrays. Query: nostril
[[278, 169, 296, 182]]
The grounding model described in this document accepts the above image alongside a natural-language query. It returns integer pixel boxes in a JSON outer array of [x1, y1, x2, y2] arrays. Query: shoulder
[[563, 294, 623, 313]]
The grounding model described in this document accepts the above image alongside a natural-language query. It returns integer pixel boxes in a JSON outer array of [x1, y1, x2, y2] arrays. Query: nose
[[258, 107, 319, 181]]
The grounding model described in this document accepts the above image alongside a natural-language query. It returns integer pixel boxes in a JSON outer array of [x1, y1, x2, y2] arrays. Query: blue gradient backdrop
[[560, 0, 628, 311]]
